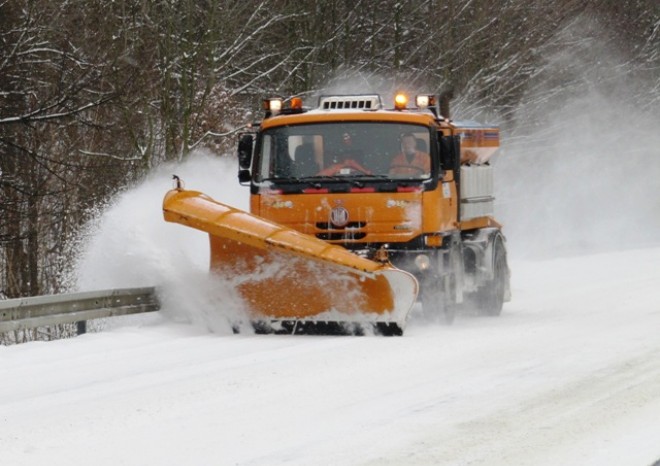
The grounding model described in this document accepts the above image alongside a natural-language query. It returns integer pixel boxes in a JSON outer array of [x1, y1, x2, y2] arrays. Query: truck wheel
[[476, 238, 507, 316]]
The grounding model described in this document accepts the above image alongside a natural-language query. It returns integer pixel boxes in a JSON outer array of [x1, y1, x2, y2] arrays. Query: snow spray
[[495, 19, 660, 259], [73, 150, 251, 334]]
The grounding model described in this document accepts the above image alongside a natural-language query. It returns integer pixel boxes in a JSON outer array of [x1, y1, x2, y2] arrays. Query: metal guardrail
[[0, 287, 160, 334]]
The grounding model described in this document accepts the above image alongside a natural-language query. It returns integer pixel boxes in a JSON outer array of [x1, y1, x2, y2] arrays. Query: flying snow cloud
[[73, 150, 251, 334], [494, 20, 660, 259]]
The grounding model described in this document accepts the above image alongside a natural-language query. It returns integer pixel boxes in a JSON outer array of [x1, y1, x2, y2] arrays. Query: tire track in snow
[[368, 347, 660, 466]]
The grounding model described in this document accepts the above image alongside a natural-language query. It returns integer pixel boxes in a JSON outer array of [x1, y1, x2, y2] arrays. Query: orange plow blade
[[163, 188, 418, 335]]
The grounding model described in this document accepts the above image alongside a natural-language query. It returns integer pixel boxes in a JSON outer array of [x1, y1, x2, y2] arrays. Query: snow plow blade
[[163, 188, 418, 335]]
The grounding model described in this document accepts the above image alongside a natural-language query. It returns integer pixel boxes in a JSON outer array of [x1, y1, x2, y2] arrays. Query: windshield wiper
[[356, 174, 390, 179], [262, 176, 301, 183], [302, 175, 345, 182]]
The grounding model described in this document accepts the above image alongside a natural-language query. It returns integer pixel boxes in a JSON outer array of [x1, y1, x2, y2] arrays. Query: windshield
[[255, 122, 432, 182]]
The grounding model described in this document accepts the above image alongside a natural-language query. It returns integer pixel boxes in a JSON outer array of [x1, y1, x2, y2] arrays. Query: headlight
[[414, 254, 431, 271]]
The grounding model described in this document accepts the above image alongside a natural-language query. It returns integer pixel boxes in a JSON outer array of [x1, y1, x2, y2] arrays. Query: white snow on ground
[[1, 149, 659, 465], [1, 248, 660, 465]]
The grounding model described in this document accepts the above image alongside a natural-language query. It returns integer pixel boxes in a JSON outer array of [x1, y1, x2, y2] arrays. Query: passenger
[[293, 143, 319, 177], [318, 132, 371, 175], [389, 133, 430, 175]]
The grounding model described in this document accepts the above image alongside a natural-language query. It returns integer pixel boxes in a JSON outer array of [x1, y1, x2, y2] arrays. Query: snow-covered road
[[2, 247, 660, 465]]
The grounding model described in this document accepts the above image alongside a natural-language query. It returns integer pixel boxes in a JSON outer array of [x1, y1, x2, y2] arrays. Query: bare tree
[[0, 1, 135, 298]]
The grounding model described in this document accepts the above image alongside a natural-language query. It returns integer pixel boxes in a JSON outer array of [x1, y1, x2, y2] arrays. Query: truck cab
[[237, 93, 509, 323]]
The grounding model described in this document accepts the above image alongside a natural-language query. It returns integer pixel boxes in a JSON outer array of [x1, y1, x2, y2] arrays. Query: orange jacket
[[389, 151, 430, 175]]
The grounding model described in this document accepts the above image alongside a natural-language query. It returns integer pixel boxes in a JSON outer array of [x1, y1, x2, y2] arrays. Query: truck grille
[[316, 232, 367, 241], [315, 221, 367, 241], [316, 222, 366, 230]]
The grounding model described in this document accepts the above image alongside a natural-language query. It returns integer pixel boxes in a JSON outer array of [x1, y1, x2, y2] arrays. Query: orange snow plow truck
[[163, 93, 510, 335]]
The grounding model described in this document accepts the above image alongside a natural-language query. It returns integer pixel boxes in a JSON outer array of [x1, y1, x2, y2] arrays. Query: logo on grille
[[330, 206, 349, 227]]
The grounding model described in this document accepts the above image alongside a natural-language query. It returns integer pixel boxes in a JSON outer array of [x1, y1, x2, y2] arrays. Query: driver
[[389, 133, 430, 175], [317, 132, 371, 175]]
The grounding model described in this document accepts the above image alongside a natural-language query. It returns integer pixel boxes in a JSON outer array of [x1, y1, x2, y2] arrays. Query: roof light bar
[[318, 95, 381, 110], [263, 97, 306, 117], [416, 95, 429, 108], [415, 95, 438, 109], [263, 98, 283, 115], [394, 93, 408, 110]]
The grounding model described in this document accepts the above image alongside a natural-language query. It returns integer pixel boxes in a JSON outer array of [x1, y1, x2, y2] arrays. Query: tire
[[476, 238, 508, 316]]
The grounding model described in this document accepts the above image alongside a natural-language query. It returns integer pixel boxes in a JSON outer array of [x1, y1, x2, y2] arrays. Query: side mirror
[[238, 134, 254, 169], [439, 135, 460, 171], [238, 169, 251, 184]]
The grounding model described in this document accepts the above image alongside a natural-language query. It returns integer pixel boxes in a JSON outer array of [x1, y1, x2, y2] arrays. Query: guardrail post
[[77, 321, 87, 335]]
